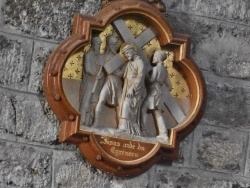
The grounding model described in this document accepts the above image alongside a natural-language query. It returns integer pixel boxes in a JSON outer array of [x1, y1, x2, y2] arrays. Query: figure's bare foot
[[116, 128, 127, 134]]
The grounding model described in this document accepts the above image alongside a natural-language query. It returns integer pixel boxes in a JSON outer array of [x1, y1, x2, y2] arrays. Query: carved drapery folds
[[43, 0, 206, 176]]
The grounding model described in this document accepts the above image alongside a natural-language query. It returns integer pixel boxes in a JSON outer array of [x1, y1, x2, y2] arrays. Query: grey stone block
[[0, 89, 59, 144], [192, 125, 247, 174], [192, 22, 250, 79], [155, 167, 250, 188], [0, 140, 52, 188], [245, 134, 250, 178], [0, 0, 249, 187], [202, 73, 250, 130], [0, 95, 16, 135], [28, 41, 56, 94], [182, 0, 250, 25], [53, 150, 112, 188], [111, 171, 150, 188], [164, 14, 250, 79], [162, 0, 182, 12], [173, 132, 194, 166], [0, 33, 33, 91], [1, 0, 102, 41]]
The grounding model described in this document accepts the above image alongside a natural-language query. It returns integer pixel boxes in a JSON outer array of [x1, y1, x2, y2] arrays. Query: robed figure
[[79, 37, 105, 126], [118, 44, 146, 135]]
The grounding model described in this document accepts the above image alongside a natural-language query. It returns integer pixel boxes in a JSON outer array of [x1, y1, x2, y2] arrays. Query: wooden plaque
[[43, 0, 206, 176]]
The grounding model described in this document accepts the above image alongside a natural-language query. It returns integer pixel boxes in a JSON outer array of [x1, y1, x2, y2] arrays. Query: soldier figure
[[141, 50, 172, 141], [93, 36, 124, 127], [79, 37, 105, 127]]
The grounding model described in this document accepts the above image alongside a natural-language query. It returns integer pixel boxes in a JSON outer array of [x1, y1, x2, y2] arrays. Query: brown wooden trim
[[43, 0, 206, 176]]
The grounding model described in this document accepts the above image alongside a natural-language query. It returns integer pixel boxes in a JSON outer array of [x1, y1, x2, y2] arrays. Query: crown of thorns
[[120, 43, 137, 54]]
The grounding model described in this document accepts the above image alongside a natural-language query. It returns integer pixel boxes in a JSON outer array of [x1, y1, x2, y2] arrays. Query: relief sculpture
[[118, 44, 146, 136], [77, 26, 177, 142], [79, 37, 105, 126], [141, 50, 172, 142], [93, 36, 124, 128], [44, 0, 206, 176]]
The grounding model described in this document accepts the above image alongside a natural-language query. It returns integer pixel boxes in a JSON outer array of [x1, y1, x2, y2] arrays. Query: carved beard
[[110, 48, 117, 54], [127, 56, 133, 61], [126, 53, 134, 61]]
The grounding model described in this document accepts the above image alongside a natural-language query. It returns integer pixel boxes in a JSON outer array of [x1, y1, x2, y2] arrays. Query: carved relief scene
[[62, 15, 190, 144]]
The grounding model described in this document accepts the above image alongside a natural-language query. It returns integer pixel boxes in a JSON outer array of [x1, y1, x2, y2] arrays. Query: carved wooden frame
[[43, 0, 206, 176]]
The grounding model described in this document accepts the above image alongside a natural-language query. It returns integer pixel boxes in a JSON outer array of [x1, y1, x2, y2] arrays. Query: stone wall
[[0, 0, 249, 187]]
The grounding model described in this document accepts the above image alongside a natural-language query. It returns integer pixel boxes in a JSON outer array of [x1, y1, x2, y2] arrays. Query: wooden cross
[[104, 18, 186, 123], [104, 18, 156, 74]]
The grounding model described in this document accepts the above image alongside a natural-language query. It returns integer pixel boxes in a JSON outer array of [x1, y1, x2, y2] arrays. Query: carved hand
[[126, 89, 135, 98]]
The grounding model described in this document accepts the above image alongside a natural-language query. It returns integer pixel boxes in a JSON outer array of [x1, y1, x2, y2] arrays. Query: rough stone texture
[[0, 0, 249, 187], [245, 134, 250, 178], [0, 140, 52, 188], [155, 167, 250, 188], [111, 172, 150, 188], [53, 151, 158, 188], [202, 72, 250, 130], [28, 41, 56, 94], [173, 132, 194, 166], [190, 19, 250, 79], [162, 0, 182, 12], [192, 125, 247, 174], [182, 0, 250, 25], [1, 0, 102, 41], [0, 89, 59, 144], [53, 150, 112, 188], [0, 33, 33, 91], [165, 13, 250, 79]]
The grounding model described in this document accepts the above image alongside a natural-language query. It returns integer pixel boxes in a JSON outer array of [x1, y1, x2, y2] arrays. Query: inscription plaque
[[43, 0, 206, 176]]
